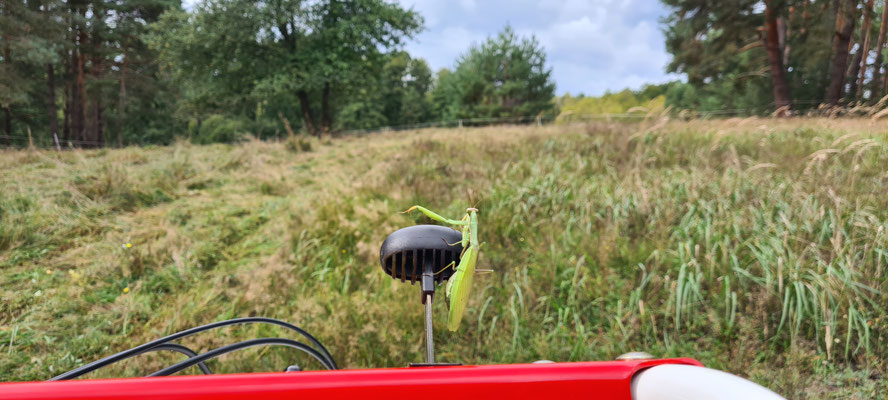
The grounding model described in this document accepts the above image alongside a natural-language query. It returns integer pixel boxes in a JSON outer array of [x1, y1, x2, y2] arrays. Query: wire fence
[[335, 107, 770, 137], [329, 96, 888, 137], [2, 99, 886, 150], [0, 134, 106, 147]]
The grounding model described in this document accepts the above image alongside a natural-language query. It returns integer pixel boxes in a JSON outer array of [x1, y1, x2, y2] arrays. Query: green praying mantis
[[403, 205, 482, 332]]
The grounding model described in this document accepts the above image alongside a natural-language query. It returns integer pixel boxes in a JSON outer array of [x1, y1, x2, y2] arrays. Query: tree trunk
[[117, 51, 127, 148], [857, 0, 876, 99], [765, 0, 792, 114], [847, 50, 863, 97], [87, 101, 95, 145], [73, 3, 88, 145], [801, 0, 811, 37], [3, 41, 11, 146], [70, 51, 80, 143], [321, 82, 331, 134], [778, 16, 790, 67], [297, 90, 318, 136], [92, 6, 106, 147], [63, 82, 70, 144], [874, 0, 888, 98], [47, 64, 61, 150], [63, 10, 72, 146], [3, 107, 10, 146], [76, 49, 87, 144], [95, 98, 103, 147], [825, 0, 859, 105], [42, 0, 61, 150]]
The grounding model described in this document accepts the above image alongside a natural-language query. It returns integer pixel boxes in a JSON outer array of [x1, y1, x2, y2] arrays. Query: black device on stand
[[379, 224, 463, 365]]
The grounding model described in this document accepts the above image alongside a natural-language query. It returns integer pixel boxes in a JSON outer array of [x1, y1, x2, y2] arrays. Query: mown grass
[[1, 119, 886, 398]]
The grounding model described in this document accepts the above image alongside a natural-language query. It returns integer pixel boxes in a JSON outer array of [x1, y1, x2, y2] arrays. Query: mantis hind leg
[[434, 261, 456, 276]]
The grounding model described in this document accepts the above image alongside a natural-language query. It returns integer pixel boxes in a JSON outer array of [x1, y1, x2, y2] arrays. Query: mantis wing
[[447, 245, 477, 331]]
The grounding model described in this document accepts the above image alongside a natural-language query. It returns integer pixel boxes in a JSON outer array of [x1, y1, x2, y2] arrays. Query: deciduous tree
[[151, 0, 422, 137]]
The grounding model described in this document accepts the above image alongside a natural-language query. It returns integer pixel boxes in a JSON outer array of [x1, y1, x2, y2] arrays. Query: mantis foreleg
[[403, 206, 468, 226]]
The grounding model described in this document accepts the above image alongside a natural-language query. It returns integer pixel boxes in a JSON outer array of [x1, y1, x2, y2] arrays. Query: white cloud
[[404, 26, 486, 71], [397, 0, 675, 95], [398, 0, 444, 27], [458, 0, 477, 12]]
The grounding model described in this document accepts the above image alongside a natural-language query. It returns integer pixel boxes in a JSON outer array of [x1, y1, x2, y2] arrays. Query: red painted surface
[[0, 359, 701, 400]]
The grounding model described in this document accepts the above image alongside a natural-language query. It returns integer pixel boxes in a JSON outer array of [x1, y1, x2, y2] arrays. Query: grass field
[[1, 119, 886, 398]]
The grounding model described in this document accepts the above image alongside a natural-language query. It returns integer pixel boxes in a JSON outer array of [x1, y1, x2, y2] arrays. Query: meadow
[[1, 119, 886, 398]]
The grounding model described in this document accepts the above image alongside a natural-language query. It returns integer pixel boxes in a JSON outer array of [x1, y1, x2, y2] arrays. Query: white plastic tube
[[631, 364, 785, 400]]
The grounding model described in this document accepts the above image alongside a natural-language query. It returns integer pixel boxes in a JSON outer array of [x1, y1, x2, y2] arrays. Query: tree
[[431, 68, 457, 120], [383, 53, 433, 126], [872, 1, 888, 98], [108, 0, 180, 146], [554, 85, 669, 122], [432, 26, 555, 121], [0, 0, 180, 148], [662, 0, 781, 112], [387, 55, 434, 126], [661, 0, 888, 111], [856, 0, 876, 99], [825, 0, 859, 105], [151, 0, 422, 137], [333, 51, 434, 130], [0, 0, 66, 146], [765, 0, 792, 113]]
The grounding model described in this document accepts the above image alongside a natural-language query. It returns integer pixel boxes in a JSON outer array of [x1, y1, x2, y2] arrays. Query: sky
[[396, 0, 678, 96], [182, 0, 679, 96]]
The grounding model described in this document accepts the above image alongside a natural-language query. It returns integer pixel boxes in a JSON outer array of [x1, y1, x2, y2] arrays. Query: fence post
[[536, 115, 542, 127], [458, 119, 463, 128]]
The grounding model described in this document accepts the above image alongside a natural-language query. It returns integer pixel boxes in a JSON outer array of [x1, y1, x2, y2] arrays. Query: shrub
[[285, 135, 313, 152], [194, 115, 248, 144]]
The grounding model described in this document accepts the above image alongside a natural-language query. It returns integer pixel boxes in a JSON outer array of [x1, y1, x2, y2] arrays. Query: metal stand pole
[[424, 293, 435, 364]]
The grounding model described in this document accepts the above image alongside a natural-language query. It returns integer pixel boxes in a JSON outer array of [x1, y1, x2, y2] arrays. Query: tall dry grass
[[1, 119, 886, 398]]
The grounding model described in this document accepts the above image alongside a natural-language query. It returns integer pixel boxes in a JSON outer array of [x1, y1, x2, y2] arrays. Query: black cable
[[50, 317, 337, 380], [138, 343, 212, 375], [147, 338, 333, 377], [47, 343, 212, 377]]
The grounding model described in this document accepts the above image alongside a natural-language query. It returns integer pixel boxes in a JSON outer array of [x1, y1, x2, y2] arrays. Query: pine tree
[[856, 0, 876, 99], [872, 0, 888, 98], [433, 26, 555, 121], [765, 0, 792, 113], [826, 0, 859, 105]]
